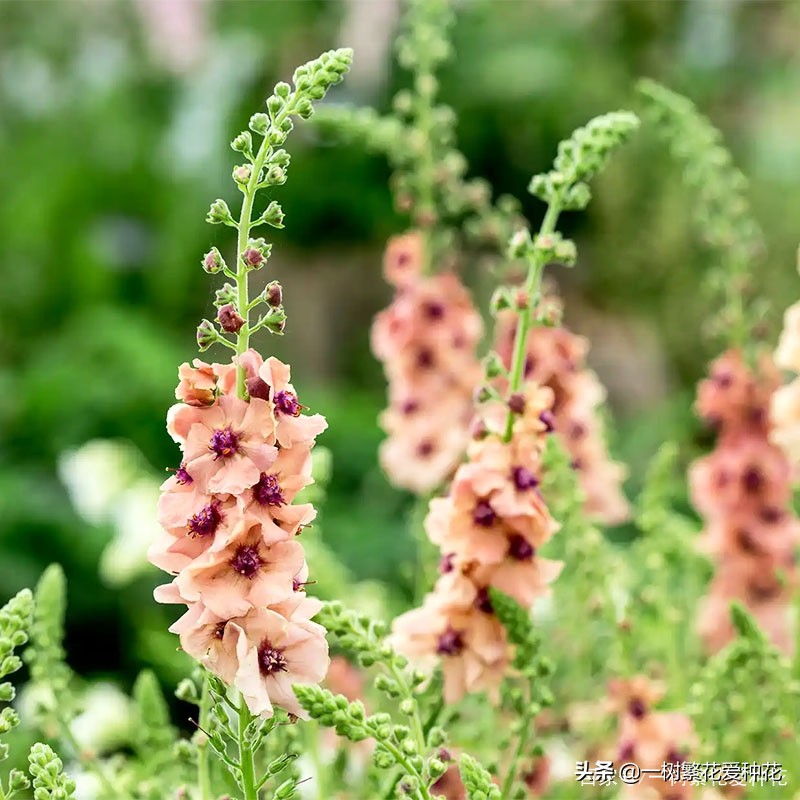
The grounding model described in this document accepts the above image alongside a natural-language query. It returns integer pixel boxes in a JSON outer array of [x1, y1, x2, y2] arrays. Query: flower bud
[[233, 164, 252, 185], [266, 281, 283, 307], [214, 283, 237, 308], [217, 304, 245, 334], [202, 247, 224, 274], [265, 165, 286, 185], [508, 228, 532, 259], [230, 130, 253, 157], [206, 199, 235, 226], [249, 113, 269, 134], [258, 200, 285, 228], [196, 319, 218, 351], [508, 393, 526, 414]]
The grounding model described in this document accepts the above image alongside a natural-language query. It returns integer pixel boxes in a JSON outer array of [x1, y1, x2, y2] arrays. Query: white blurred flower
[[58, 440, 143, 525], [101, 479, 161, 586], [69, 682, 132, 755], [71, 766, 101, 800]]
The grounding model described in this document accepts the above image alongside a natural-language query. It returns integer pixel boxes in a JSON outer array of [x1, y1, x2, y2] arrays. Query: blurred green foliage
[[2, 0, 800, 686]]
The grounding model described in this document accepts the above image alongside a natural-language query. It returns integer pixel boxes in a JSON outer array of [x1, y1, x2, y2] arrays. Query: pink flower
[[392, 589, 509, 704], [213, 349, 265, 397], [169, 603, 241, 684], [383, 231, 424, 287], [170, 395, 277, 495], [254, 357, 328, 448], [169, 519, 305, 617], [231, 607, 329, 718], [176, 359, 217, 406]]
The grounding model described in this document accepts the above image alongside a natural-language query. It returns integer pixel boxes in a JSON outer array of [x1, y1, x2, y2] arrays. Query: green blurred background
[[2, 0, 800, 686]]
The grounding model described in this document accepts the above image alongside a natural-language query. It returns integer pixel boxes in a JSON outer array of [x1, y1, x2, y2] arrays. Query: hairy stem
[[197, 676, 213, 800], [502, 197, 564, 441], [238, 699, 259, 800]]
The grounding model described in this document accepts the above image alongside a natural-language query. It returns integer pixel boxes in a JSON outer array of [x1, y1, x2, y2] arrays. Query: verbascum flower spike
[[148, 51, 351, 800], [392, 111, 638, 709], [642, 83, 800, 654]]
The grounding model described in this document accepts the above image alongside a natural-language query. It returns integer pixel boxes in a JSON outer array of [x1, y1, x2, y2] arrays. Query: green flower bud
[[257, 201, 285, 229], [214, 283, 237, 308], [249, 113, 269, 134], [230, 131, 253, 158], [233, 164, 252, 186], [196, 319, 218, 351], [202, 247, 225, 274], [206, 198, 236, 226]]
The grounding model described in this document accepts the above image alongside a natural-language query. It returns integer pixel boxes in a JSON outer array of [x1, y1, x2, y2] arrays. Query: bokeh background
[[2, 0, 800, 690]]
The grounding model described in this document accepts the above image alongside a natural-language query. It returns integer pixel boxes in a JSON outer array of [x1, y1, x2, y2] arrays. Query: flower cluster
[[771, 300, 800, 472], [371, 231, 483, 494], [494, 309, 629, 524], [690, 349, 799, 654], [609, 677, 694, 800], [392, 383, 561, 702], [149, 352, 330, 717]]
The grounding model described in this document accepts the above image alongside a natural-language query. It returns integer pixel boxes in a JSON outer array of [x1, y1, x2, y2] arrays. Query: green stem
[[233, 95, 301, 399], [238, 699, 259, 800], [500, 700, 533, 799], [502, 197, 564, 441], [414, 71, 438, 274], [197, 676, 213, 800], [379, 738, 431, 800]]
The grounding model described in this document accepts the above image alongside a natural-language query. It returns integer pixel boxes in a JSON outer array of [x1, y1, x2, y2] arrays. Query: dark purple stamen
[[417, 349, 434, 369], [524, 356, 535, 377], [400, 399, 419, 415], [539, 410, 555, 433], [736, 528, 759, 555], [742, 466, 763, 494], [508, 393, 526, 414], [665, 748, 686, 765], [618, 741, 635, 762], [628, 698, 646, 719], [274, 390, 301, 417], [436, 627, 464, 656], [508, 534, 535, 561], [439, 553, 455, 574], [473, 500, 496, 527], [424, 301, 446, 320], [713, 371, 733, 388], [570, 458, 583, 470], [258, 640, 288, 675], [760, 507, 783, 524], [417, 439, 435, 458], [570, 422, 586, 440], [175, 462, 193, 485], [253, 473, 285, 507], [230, 545, 262, 578], [475, 587, 494, 614], [512, 466, 539, 491], [187, 500, 222, 537], [209, 426, 240, 459], [212, 621, 227, 640]]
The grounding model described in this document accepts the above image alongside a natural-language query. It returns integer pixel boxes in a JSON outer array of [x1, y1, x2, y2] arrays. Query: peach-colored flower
[[232, 607, 329, 718], [170, 395, 277, 495], [213, 349, 264, 397], [170, 520, 305, 617], [692, 348, 798, 654], [494, 310, 629, 524], [771, 379, 800, 468], [392, 585, 509, 704], [383, 231, 424, 287], [774, 301, 800, 372], [252, 357, 328, 448], [176, 359, 217, 406]]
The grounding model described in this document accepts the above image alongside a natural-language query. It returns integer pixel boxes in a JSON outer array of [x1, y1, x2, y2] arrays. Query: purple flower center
[[424, 301, 445, 320], [760, 506, 783, 524], [665, 748, 686, 764], [439, 553, 455, 574], [436, 627, 465, 656], [212, 621, 227, 640], [400, 399, 419, 415], [512, 466, 539, 491], [230, 544, 262, 578], [474, 587, 494, 614], [175, 462, 193, 485], [473, 500, 496, 527], [417, 349, 434, 369], [258, 639, 288, 675], [628, 698, 646, 719], [742, 466, 763, 494], [508, 534, 535, 561], [187, 500, 222, 537], [210, 426, 240, 459], [417, 439, 435, 458], [539, 410, 555, 433], [274, 390, 301, 417], [253, 473, 285, 506], [618, 741, 635, 762]]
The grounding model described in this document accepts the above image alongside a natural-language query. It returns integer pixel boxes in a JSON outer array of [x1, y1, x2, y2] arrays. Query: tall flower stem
[[237, 699, 259, 800], [197, 676, 213, 800], [500, 690, 533, 799], [503, 196, 564, 441]]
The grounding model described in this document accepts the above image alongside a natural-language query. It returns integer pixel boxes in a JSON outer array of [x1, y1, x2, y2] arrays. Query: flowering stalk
[[150, 48, 352, 800]]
